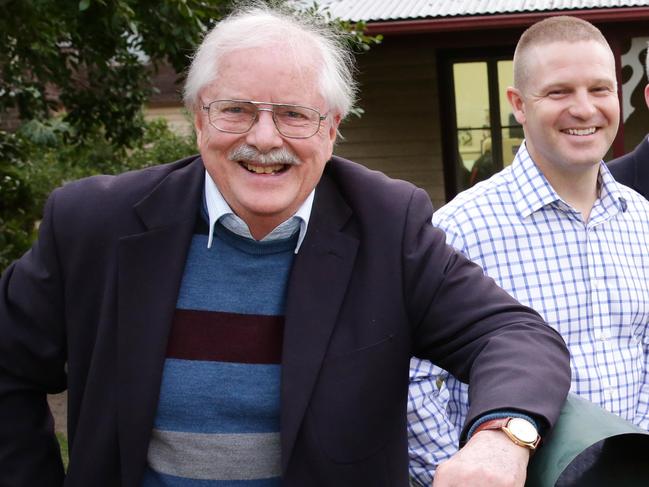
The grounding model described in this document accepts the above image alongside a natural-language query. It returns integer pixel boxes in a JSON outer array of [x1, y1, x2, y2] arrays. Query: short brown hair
[[513, 16, 613, 90]]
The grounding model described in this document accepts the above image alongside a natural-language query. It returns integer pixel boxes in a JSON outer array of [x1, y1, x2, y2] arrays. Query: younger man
[[409, 16, 649, 486]]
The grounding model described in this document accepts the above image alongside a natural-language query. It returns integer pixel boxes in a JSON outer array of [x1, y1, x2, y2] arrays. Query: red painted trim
[[364, 7, 649, 35]]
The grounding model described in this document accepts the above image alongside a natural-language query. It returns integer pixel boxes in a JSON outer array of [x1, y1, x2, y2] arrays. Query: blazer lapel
[[117, 158, 204, 487], [280, 172, 359, 471]]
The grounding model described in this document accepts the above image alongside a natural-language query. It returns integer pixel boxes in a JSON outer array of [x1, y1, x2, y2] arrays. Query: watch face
[[508, 417, 538, 443]]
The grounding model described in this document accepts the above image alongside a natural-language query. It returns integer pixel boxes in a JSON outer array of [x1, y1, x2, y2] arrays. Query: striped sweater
[[141, 220, 297, 486]]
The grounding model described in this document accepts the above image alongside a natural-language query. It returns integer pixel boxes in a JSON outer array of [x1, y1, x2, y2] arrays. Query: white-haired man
[[0, 4, 570, 486], [408, 17, 649, 486], [608, 42, 649, 200]]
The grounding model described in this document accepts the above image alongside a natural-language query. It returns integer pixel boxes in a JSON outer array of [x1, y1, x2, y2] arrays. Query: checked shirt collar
[[511, 142, 628, 225]]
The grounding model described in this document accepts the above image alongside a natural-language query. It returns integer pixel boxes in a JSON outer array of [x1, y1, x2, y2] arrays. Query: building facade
[[150, 0, 649, 208]]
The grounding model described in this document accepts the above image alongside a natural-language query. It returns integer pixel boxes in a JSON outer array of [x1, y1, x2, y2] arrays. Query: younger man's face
[[508, 40, 619, 177]]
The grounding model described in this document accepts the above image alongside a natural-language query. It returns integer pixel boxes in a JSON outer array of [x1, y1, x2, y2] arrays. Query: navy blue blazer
[[0, 155, 570, 486], [608, 135, 649, 201]]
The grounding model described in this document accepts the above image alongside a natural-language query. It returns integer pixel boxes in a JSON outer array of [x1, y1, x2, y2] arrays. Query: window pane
[[501, 129, 522, 166], [497, 61, 515, 126], [497, 60, 523, 161], [453, 62, 489, 130], [454, 62, 490, 189], [456, 128, 497, 188]]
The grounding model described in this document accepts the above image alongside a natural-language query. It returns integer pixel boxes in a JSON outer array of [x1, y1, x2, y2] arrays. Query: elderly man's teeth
[[243, 163, 285, 174], [564, 127, 596, 136]]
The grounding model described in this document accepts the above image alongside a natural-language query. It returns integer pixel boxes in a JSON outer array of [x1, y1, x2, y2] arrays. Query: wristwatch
[[473, 417, 541, 451]]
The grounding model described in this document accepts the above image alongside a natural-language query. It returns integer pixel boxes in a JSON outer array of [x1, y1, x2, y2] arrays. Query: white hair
[[183, 4, 357, 119]]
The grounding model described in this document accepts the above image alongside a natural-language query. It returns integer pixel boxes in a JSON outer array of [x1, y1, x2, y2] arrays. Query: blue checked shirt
[[407, 143, 649, 487]]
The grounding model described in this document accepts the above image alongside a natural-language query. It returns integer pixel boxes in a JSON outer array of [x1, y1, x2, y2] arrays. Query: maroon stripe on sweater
[[167, 309, 283, 364]]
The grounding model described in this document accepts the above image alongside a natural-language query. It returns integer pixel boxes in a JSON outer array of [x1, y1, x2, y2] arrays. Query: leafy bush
[[0, 131, 36, 268], [0, 118, 197, 270]]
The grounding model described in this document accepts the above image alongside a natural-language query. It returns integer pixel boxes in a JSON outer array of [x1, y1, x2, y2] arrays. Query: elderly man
[[0, 5, 569, 487], [408, 16, 649, 486], [608, 43, 649, 200]]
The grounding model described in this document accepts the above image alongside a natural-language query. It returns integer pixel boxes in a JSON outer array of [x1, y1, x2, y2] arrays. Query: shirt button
[[597, 330, 610, 341]]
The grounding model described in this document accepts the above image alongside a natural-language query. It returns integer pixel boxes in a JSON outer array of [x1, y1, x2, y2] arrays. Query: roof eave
[[363, 7, 649, 35]]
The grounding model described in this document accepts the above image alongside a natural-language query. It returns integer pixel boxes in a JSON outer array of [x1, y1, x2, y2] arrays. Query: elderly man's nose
[[246, 110, 283, 152]]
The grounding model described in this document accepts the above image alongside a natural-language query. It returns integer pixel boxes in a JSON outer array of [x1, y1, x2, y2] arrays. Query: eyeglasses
[[201, 99, 327, 139]]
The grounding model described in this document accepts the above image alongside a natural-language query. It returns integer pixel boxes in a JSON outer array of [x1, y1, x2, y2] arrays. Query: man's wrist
[[466, 411, 538, 441], [469, 413, 541, 452]]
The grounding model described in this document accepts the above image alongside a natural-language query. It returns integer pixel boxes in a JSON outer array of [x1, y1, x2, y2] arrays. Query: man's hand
[[432, 430, 530, 487]]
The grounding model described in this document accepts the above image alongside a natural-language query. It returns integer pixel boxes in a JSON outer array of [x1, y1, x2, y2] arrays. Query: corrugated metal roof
[[304, 0, 649, 22]]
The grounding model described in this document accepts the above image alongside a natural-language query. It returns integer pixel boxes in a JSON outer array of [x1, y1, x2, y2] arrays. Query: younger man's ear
[[506, 87, 526, 125]]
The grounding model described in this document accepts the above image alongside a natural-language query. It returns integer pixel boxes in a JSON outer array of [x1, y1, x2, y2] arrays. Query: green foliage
[[0, 118, 196, 270], [0, 1, 381, 144], [56, 432, 69, 471], [0, 131, 36, 268], [0, 0, 381, 270], [0, 0, 226, 146]]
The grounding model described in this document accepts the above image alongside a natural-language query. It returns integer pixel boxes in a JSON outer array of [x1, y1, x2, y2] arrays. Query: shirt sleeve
[[407, 358, 458, 486], [407, 205, 545, 483]]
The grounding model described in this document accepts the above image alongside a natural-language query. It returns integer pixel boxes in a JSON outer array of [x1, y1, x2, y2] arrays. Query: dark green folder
[[526, 393, 649, 486]]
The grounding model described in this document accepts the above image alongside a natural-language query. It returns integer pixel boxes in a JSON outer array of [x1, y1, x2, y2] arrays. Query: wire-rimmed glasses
[[201, 99, 327, 139]]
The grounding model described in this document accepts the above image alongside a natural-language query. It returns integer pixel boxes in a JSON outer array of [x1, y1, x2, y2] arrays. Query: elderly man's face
[[195, 45, 340, 239], [508, 40, 619, 179]]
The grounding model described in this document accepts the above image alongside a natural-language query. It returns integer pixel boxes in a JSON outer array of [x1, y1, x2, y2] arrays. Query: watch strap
[[473, 417, 541, 451], [473, 417, 510, 435]]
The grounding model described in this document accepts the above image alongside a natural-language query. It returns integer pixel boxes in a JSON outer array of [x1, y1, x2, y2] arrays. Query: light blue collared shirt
[[407, 142, 649, 486], [203, 169, 314, 253]]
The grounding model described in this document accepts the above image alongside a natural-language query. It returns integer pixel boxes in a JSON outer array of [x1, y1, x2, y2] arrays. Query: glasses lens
[[206, 100, 323, 138], [209, 101, 256, 133], [273, 105, 321, 138]]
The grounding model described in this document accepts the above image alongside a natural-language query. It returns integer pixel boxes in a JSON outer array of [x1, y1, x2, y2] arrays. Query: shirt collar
[[510, 142, 562, 218], [598, 161, 628, 214], [203, 169, 314, 253], [510, 142, 627, 219]]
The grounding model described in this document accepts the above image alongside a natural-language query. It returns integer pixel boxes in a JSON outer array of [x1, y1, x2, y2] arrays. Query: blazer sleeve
[[402, 187, 571, 440], [0, 189, 67, 485]]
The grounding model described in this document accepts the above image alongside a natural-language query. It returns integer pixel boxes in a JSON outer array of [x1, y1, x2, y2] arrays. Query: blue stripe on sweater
[[176, 234, 295, 315], [141, 470, 280, 487], [154, 359, 280, 434]]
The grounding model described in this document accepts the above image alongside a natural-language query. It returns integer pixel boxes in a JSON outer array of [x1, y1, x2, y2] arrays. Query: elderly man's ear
[[329, 113, 342, 142], [194, 110, 205, 146], [644, 84, 649, 110]]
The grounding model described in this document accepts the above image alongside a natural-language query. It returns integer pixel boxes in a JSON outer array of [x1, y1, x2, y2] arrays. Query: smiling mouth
[[562, 127, 597, 136], [239, 162, 288, 174]]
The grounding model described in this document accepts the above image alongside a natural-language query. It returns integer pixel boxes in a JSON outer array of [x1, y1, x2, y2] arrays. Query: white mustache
[[229, 145, 301, 166]]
